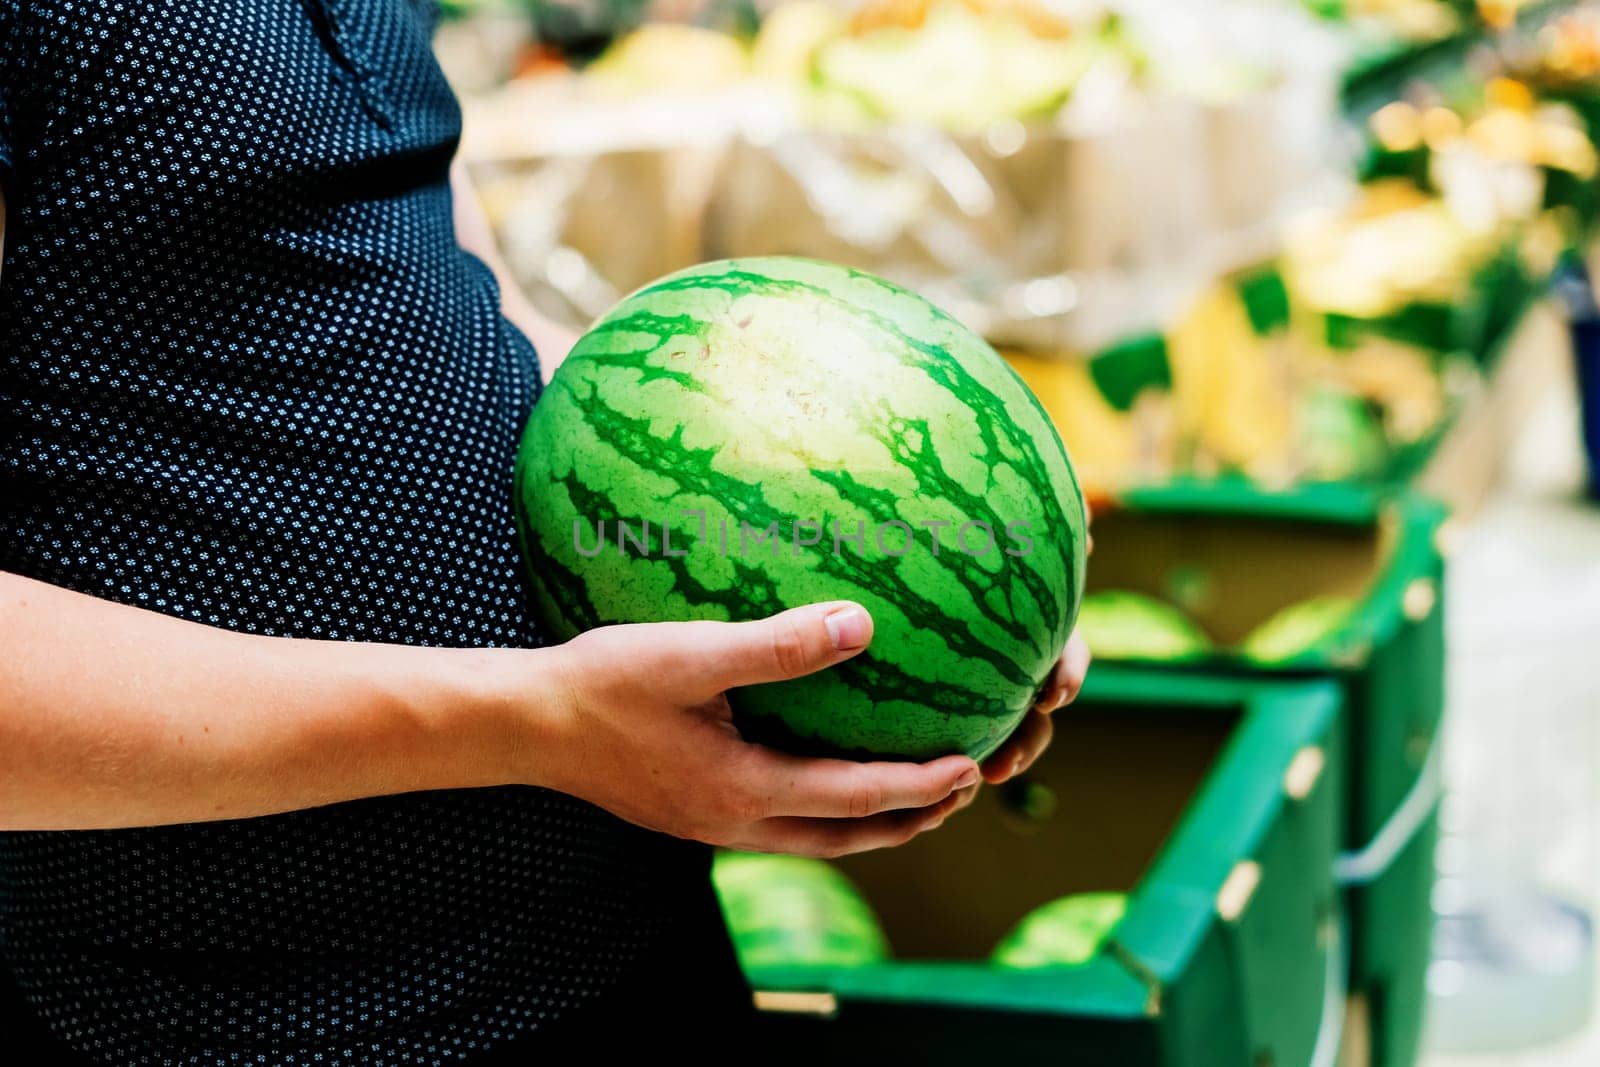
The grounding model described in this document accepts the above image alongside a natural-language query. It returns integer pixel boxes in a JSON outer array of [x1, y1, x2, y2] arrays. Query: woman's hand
[[979, 632, 1090, 785], [534, 602, 981, 858]]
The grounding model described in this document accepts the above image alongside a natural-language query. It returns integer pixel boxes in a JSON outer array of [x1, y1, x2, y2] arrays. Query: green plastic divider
[[1090, 333, 1171, 412], [1235, 265, 1292, 337]]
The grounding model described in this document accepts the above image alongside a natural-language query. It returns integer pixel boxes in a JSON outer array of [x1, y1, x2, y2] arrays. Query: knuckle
[[699, 824, 737, 848], [847, 782, 885, 819], [735, 790, 771, 823], [723, 756, 775, 821], [768, 617, 813, 680], [712, 782, 758, 823], [1034, 715, 1055, 751]]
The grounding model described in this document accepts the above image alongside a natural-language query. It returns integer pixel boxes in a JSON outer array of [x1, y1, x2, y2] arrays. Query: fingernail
[[824, 605, 870, 651], [955, 767, 980, 789]]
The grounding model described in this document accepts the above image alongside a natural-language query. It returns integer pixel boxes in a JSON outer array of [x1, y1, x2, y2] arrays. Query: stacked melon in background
[[713, 852, 1129, 974]]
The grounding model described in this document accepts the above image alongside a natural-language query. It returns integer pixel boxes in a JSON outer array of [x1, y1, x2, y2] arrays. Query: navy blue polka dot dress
[[0, 1, 747, 1062]]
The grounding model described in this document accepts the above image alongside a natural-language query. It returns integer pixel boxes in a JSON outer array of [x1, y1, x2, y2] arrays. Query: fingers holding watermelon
[[656, 601, 876, 701], [1037, 632, 1092, 713], [748, 786, 972, 859], [538, 601, 981, 858], [981, 709, 1054, 785], [980, 631, 1090, 785], [743, 746, 980, 820]]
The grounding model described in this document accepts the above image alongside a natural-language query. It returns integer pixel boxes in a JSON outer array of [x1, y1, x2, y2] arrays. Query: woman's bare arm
[[0, 571, 551, 829], [0, 572, 984, 848]]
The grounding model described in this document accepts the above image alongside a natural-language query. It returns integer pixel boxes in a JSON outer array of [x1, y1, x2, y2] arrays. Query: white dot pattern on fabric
[[0, 2, 727, 1063]]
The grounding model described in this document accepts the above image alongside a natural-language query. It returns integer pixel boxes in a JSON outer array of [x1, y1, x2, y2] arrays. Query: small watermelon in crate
[[713, 852, 890, 971], [514, 257, 1087, 761], [992, 892, 1129, 969]]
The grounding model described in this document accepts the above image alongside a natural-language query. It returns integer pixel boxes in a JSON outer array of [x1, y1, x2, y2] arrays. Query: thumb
[[687, 601, 873, 695]]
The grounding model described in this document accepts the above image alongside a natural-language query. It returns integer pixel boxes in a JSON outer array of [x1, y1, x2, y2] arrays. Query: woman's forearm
[[0, 571, 556, 830], [0, 570, 1074, 854]]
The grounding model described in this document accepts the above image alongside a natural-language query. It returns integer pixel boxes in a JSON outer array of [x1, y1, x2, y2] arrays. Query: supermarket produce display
[[513, 256, 1087, 761], [452, 0, 1600, 501], [1086, 484, 1448, 1067], [438, 1, 1600, 1063]]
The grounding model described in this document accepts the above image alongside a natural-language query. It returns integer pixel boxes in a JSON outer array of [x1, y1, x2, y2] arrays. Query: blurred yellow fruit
[[1372, 101, 1423, 152], [1166, 285, 1293, 474], [1484, 77, 1535, 113], [1419, 106, 1463, 149], [751, 2, 845, 81], [586, 25, 749, 95], [1002, 351, 1145, 495], [1284, 185, 1483, 317]]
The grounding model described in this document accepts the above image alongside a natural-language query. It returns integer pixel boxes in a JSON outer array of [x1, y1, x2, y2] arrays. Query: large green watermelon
[[514, 257, 1087, 761]]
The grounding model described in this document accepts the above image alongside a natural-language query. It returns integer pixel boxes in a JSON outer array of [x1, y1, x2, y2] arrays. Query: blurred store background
[[432, 2, 1600, 1063]]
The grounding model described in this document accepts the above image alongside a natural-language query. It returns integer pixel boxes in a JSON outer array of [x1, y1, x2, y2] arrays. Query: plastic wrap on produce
[[460, 82, 755, 329], [703, 92, 1343, 351], [472, 145, 723, 328], [461, 40, 1342, 349]]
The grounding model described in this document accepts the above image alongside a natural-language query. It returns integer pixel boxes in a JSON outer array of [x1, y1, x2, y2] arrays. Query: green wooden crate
[[737, 672, 1345, 1066], [1087, 481, 1447, 1067]]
